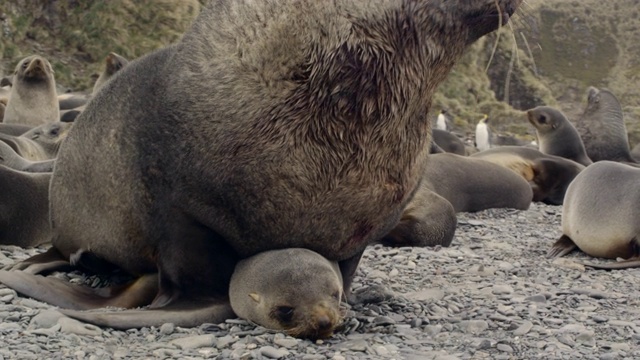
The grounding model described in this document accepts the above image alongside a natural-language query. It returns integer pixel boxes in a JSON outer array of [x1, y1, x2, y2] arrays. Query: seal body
[[0, 165, 51, 247], [1, 0, 523, 330], [550, 161, 640, 264], [575, 87, 635, 163], [229, 248, 343, 339], [3, 56, 59, 126], [0, 122, 72, 161], [471, 146, 584, 205], [432, 129, 466, 155], [527, 106, 592, 166]]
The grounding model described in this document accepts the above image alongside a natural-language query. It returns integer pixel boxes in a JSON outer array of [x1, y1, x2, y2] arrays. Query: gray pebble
[[171, 334, 217, 350], [260, 346, 290, 359], [496, 344, 513, 353], [58, 317, 103, 336], [513, 321, 533, 336], [159, 322, 175, 335]]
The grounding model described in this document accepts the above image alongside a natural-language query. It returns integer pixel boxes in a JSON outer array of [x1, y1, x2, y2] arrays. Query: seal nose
[[316, 315, 332, 331]]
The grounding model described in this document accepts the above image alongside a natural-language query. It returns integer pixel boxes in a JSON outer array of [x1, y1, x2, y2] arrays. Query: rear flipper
[[581, 257, 640, 270], [0, 270, 158, 310], [547, 235, 578, 258], [59, 299, 235, 330], [3, 247, 72, 274]]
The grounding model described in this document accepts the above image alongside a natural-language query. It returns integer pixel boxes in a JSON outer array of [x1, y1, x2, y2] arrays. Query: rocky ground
[[0, 203, 638, 359]]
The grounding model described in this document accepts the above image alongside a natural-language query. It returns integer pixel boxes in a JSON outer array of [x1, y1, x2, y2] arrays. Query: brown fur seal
[[526, 106, 592, 166], [471, 146, 584, 205], [0, 165, 51, 247], [229, 248, 343, 339], [575, 87, 636, 163], [93, 52, 129, 94], [3, 56, 60, 126], [425, 153, 533, 212], [0, 0, 522, 330], [432, 129, 466, 155], [548, 161, 640, 269], [0, 121, 72, 161]]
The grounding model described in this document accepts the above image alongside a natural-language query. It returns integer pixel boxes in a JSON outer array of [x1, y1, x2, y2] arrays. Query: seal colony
[[0, 0, 523, 336]]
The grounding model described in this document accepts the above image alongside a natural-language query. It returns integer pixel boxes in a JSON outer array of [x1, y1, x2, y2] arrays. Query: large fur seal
[[3, 56, 60, 126], [229, 248, 343, 339], [471, 146, 584, 205], [527, 106, 592, 166], [548, 161, 640, 269], [0, 165, 51, 247], [0, 0, 522, 331], [0, 121, 72, 161], [574, 87, 635, 163]]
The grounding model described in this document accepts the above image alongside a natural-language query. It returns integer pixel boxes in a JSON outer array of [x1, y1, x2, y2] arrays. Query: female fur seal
[[3, 56, 60, 126], [548, 161, 640, 269], [229, 248, 343, 339], [0, 0, 523, 330], [527, 106, 592, 166], [575, 87, 636, 163]]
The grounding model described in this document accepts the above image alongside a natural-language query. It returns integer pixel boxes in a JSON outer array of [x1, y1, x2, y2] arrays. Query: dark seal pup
[[527, 106, 592, 166], [0, 0, 523, 330], [3, 55, 60, 126], [548, 161, 640, 269], [575, 87, 636, 163], [229, 248, 343, 339]]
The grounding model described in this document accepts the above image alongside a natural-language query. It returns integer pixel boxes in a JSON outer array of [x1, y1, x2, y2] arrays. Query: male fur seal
[[0, 0, 522, 331], [526, 106, 592, 166], [548, 161, 640, 269], [0, 165, 51, 247], [0, 121, 72, 161], [471, 146, 584, 205], [575, 87, 636, 163], [3, 56, 60, 126], [229, 248, 343, 339]]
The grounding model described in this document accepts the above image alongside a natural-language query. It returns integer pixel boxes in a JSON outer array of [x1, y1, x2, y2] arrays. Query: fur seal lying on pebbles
[[575, 87, 636, 163], [471, 146, 584, 205], [527, 106, 592, 166], [3, 56, 59, 126], [0, 0, 523, 331], [548, 161, 640, 269], [229, 248, 343, 339]]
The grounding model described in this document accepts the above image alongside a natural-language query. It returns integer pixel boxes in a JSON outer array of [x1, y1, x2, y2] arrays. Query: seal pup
[[229, 248, 343, 339], [527, 106, 592, 166], [93, 52, 129, 94], [0, 0, 523, 330], [432, 129, 466, 155], [3, 55, 60, 126], [0, 165, 51, 247], [548, 161, 640, 269], [471, 146, 584, 205], [0, 121, 72, 161], [0, 141, 55, 172], [575, 87, 636, 163], [475, 114, 492, 151]]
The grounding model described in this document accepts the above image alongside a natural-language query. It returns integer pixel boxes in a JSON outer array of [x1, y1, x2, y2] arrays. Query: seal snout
[[24, 57, 48, 79]]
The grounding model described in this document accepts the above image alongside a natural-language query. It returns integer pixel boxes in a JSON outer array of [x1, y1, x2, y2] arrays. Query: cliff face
[[1, 0, 637, 144]]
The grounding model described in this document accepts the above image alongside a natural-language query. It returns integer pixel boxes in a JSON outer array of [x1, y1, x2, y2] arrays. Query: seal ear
[[249, 293, 261, 303]]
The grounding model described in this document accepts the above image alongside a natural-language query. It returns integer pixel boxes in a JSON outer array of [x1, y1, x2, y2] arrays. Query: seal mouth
[[24, 58, 48, 79]]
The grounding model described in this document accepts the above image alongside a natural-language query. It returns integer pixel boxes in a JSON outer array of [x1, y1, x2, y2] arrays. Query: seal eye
[[49, 127, 60, 137], [273, 306, 295, 324], [539, 115, 547, 124], [21, 62, 28, 69]]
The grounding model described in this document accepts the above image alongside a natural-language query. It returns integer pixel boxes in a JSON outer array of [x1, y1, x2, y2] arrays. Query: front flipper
[[0, 271, 158, 310], [547, 235, 578, 258], [582, 257, 640, 270], [59, 299, 235, 330]]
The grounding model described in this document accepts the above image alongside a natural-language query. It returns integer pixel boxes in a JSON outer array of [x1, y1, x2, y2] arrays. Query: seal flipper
[[59, 298, 235, 330], [0, 271, 158, 310], [548, 235, 577, 258], [3, 247, 72, 274], [581, 257, 640, 270]]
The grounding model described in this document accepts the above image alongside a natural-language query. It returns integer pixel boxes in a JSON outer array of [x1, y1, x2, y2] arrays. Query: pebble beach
[[0, 203, 638, 359]]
